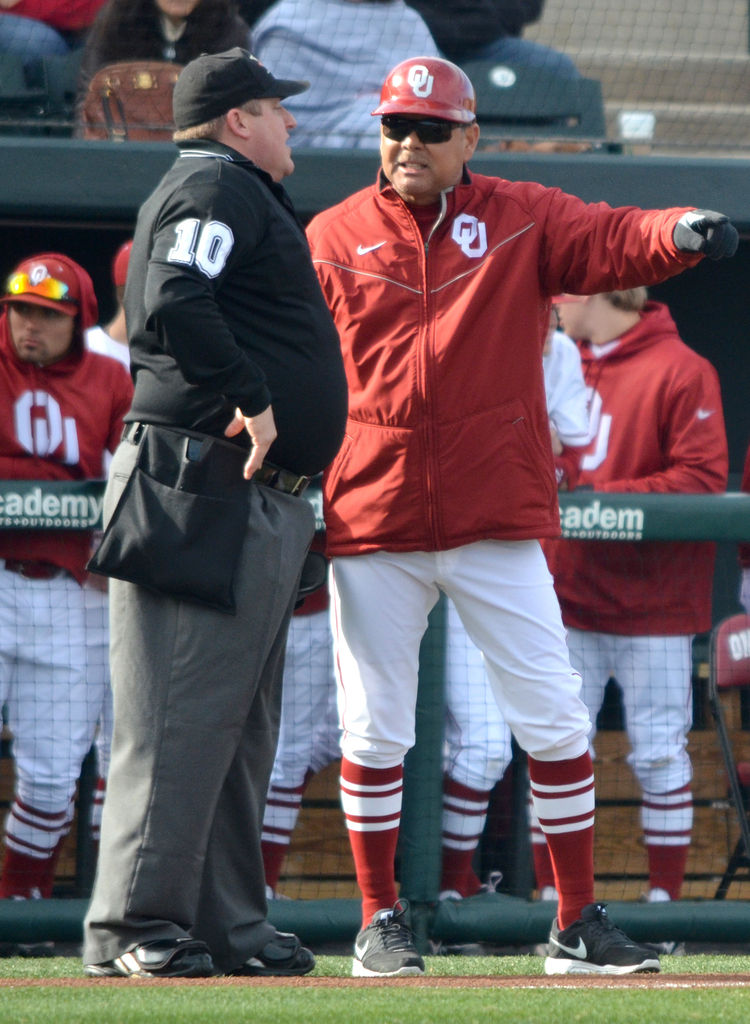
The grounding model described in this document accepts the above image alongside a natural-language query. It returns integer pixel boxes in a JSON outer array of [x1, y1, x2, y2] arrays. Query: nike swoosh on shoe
[[549, 936, 587, 958]]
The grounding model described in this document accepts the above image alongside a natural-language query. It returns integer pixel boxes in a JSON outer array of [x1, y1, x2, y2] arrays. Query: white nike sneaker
[[544, 903, 661, 975]]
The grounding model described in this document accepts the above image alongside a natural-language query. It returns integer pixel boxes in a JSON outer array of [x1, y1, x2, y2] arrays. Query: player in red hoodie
[[0, 253, 132, 907], [540, 287, 728, 912]]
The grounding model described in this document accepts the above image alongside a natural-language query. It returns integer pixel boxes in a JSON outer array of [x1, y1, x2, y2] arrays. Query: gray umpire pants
[[83, 439, 314, 972]]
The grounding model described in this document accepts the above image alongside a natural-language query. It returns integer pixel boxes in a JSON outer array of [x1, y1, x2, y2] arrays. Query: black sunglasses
[[381, 115, 461, 144]]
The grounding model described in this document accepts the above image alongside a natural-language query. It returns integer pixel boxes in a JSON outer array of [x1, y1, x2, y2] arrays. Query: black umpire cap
[[173, 47, 309, 131]]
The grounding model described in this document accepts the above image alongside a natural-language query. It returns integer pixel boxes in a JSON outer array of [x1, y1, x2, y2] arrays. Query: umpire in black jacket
[[83, 48, 347, 979]]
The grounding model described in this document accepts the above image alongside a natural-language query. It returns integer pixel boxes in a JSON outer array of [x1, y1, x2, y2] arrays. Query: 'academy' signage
[[0, 481, 746, 540], [0, 482, 104, 529], [560, 498, 645, 540], [558, 491, 750, 542]]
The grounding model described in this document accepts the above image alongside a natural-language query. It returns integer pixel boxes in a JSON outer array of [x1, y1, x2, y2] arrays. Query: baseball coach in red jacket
[[305, 54, 739, 979]]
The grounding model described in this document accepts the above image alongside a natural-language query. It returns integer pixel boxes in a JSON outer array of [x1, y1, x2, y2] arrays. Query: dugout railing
[[2, 485, 750, 951]]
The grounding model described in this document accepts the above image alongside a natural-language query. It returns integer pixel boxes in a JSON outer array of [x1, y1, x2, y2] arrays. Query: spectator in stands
[[405, 1, 580, 78], [0, 252, 132, 903], [76, 0, 251, 99], [242, 0, 578, 80], [536, 287, 728, 909], [740, 441, 750, 616], [0, 1, 106, 61], [252, 0, 440, 149]]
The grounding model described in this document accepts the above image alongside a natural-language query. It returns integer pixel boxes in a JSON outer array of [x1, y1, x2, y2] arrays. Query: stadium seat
[[39, 50, 84, 136], [0, 54, 48, 132], [460, 59, 609, 149], [706, 612, 750, 898], [0, 51, 83, 136]]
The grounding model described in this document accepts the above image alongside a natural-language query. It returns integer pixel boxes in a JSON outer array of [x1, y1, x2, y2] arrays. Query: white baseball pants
[[0, 566, 101, 852], [565, 628, 694, 794], [330, 540, 590, 768]]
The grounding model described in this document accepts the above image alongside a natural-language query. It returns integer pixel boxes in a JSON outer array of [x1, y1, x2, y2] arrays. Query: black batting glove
[[673, 209, 738, 260]]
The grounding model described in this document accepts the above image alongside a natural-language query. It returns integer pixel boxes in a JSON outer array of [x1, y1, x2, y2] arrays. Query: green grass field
[[3, 954, 750, 1024]]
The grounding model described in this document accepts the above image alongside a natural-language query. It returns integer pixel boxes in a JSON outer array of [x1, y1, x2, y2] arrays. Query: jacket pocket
[[323, 419, 425, 550], [436, 400, 556, 537]]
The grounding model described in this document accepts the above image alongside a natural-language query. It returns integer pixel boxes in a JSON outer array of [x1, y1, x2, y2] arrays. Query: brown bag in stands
[[80, 60, 183, 142]]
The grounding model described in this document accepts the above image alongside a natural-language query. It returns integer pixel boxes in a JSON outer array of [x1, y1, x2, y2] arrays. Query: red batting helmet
[[372, 56, 476, 123]]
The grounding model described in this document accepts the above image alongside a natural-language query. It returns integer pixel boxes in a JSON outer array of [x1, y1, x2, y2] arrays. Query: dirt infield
[[3, 973, 750, 989]]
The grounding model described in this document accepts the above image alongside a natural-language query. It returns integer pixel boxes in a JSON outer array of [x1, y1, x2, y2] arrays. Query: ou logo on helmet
[[407, 64, 434, 98], [452, 214, 488, 258]]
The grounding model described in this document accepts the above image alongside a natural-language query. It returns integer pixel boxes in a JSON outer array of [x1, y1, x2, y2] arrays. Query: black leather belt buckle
[[254, 462, 310, 497]]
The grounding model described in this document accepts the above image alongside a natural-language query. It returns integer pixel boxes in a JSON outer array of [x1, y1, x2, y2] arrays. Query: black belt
[[121, 422, 310, 497]]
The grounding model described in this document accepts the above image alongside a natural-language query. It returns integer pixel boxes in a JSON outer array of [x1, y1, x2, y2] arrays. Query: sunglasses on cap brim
[[381, 115, 465, 144], [6, 272, 71, 303]]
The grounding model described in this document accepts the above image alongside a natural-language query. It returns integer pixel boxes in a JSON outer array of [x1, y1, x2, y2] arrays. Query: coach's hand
[[224, 405, 277, 479], [673, 209, 738, 260]]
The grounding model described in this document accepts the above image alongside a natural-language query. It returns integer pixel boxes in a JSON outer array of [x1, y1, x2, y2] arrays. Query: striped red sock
[[261, 841, 288, 893], [528, 751, 595, 929], [90, 776, 107, 844], [643, 783, 693, 899], [647, 844, 690, 901], [0, 848, 53, 899], [527, 793, 556, 890], [440, 776, 491, 896], [261, 779, 308, 890], [340, 758, 402, 926]]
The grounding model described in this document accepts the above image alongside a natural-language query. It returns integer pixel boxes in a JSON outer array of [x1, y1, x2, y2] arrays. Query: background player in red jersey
[[540, 287, 728, 910], [0, 252, 132, 904]]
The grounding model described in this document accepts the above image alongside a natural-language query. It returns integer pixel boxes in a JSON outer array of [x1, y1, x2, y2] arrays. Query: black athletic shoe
[[229, 931, 315, 977], [83, 937, 215, 978], [352, 899, 425, 978], [544, 903, 661, 975]]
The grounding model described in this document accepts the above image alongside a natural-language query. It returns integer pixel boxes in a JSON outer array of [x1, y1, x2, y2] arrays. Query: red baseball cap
[[1, 255, 80, 316], [112, 239, 133, 288]]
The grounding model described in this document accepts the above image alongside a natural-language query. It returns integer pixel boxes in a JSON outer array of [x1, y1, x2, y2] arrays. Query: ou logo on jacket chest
[[451, 214, 488, 257], [15, 390, 79, 463]]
